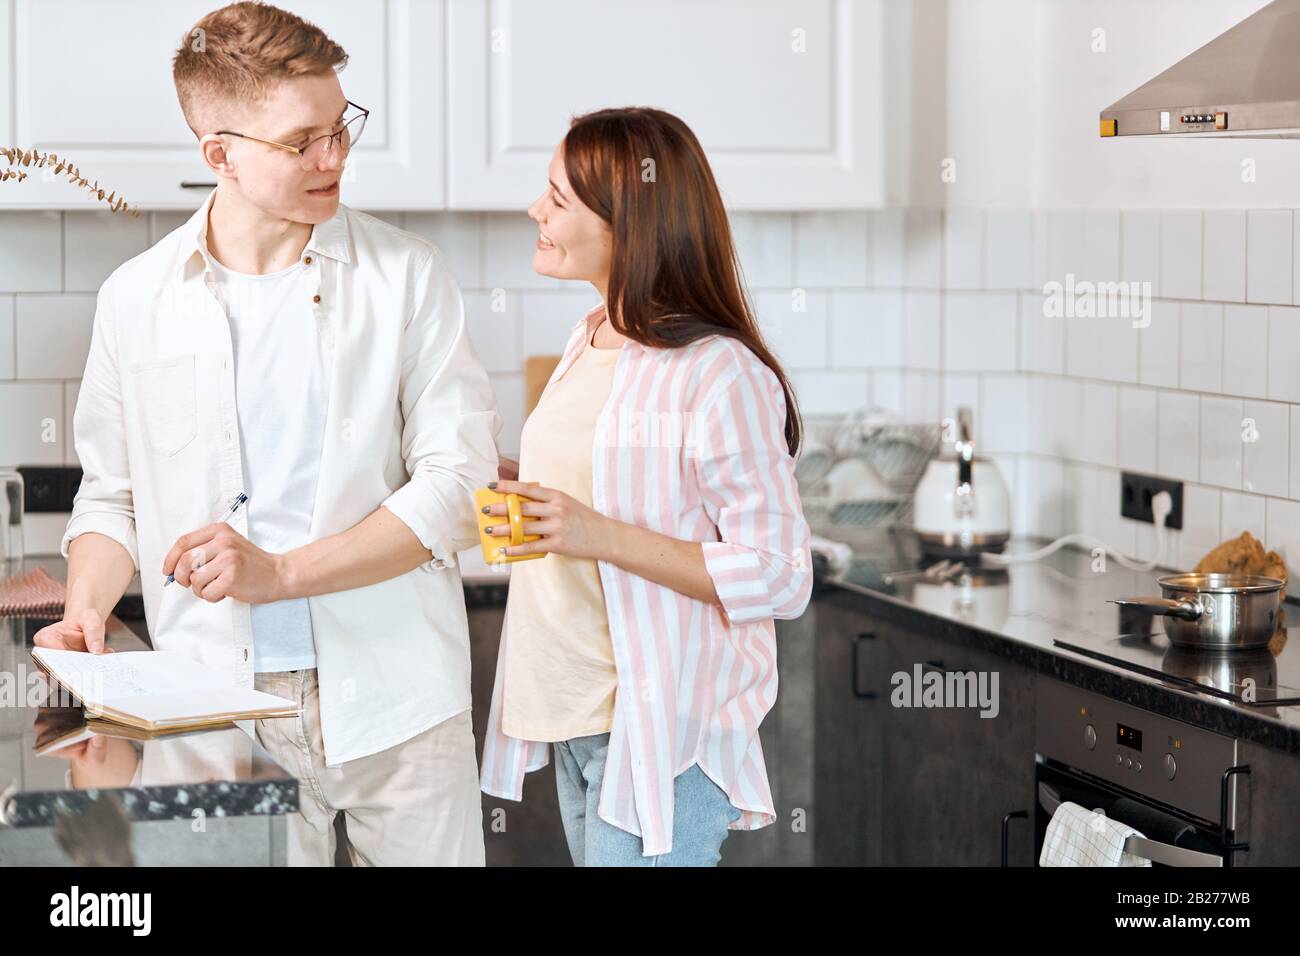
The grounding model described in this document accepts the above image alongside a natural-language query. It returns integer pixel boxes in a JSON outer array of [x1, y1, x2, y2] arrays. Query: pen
[[164, 491, 248, 586]]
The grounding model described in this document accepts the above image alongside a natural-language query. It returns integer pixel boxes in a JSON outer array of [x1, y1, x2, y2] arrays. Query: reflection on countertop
[[0, 610, 298, 831]]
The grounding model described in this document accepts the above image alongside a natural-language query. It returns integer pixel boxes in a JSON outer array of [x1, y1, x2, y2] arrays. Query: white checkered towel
[[1039, 800, 1152, 867]]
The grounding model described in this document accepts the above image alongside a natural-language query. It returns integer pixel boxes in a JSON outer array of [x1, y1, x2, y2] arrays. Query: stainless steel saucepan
[[1110, 573, 1285, 651]]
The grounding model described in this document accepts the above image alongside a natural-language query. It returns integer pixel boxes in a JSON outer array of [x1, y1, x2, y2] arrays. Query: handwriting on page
[[58, 656, 149, 699]]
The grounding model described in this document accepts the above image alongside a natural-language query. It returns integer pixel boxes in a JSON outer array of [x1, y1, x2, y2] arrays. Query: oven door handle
[[1038, 782, 1224, 868]]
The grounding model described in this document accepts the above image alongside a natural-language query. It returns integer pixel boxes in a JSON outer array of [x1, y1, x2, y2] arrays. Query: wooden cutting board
[[524, 355, 562, 415]]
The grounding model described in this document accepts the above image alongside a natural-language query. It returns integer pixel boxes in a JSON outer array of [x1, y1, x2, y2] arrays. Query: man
[[34, 1, 500, 866]]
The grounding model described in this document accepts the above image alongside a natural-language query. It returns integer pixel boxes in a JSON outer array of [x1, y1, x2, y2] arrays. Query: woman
[[479, 107, 811, 866]]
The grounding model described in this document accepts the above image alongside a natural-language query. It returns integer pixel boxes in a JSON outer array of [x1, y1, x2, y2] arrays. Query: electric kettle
[[911, 407, 1011, 557]]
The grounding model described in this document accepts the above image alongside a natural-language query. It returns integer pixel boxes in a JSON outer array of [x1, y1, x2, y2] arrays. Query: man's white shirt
[[206, 254, 325, 673], [62, 189, 502, 765]]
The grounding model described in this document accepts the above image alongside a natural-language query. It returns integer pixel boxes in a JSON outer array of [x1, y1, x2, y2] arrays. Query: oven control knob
[[1083, 724, 1097, 750], [1163, 753, 1177, 781]]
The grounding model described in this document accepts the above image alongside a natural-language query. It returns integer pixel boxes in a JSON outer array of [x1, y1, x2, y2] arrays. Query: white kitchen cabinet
[[446, 0, 884, 210], [0, 0, 444, 210]]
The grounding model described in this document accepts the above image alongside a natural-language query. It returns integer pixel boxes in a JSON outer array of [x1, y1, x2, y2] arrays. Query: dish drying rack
[[796, 408, 941, 546]]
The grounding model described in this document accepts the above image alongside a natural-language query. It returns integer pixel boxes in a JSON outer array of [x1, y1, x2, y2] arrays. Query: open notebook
[[31, 648, 299, 733]]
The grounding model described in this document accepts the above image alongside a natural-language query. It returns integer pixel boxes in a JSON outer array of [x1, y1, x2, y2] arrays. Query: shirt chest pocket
[[129, 355, 198, 457]]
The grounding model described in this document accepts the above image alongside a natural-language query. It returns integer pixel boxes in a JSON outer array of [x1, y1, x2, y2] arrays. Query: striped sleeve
[[692, 354, 812, 626]]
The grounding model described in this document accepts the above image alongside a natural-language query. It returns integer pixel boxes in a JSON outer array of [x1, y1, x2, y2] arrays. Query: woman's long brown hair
[[562, 107, 802, 457]]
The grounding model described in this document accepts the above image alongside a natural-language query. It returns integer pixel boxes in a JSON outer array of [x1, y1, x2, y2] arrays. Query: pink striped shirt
[[480, 304, 812, 856]]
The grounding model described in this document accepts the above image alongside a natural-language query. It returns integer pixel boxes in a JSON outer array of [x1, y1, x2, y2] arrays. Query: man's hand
[[34, 608, 114, 654], [162, 523, 290, 604]]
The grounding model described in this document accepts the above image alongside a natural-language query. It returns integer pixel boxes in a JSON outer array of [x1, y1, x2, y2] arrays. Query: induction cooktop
[[1053, 628, 1300, 707]]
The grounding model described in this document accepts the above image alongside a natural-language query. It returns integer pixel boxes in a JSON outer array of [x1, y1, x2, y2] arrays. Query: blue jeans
[[553, 733, 742, 866]]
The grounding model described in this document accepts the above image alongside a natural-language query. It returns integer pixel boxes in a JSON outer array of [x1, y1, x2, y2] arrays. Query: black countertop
[[0, 612, 299, 828], [821, 531, 1300, 755], [0, 551, 509, 831], [0, 559, 298, 829]]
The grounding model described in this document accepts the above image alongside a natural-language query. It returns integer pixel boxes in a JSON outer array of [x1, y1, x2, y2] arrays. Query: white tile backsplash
[[1178, 302, 1222, 393], [793, 212, 869, 288], [1247, 209, 1292, 304], [15, 295, 95, 379], [1221, 303, 1268, 399], [1121, 210, 1160, 292], [831, 290, 900, 368], [902, 291, 942, 370], [63, 212, 150, 293], [942, 208, 984, 290], [1137, 300, 1180, 388], [1266, 306, 1300, 402], [1221, 490, 1265, 543], [1201, 211, 1246, 303], [1242, 399, 1289, 497], [1157, 390, 1199, 483], [1116, 385, 1157, 473], [984, 210, 1034, 290], [756, 289, 830, 369], [730, 213, 794, 289], [517, 290, 601, 357], [463, 289, 520, 373], [406, 211, 483, 288], [1178, 484, 1222, 570], [3, 200, 1298, 573], [1197, 395, 1242, 490], [943, 292, 1017, 372], [0, 382, 63, 465], [0, 212, 61, 292], [868, 209, 905, 287], [1159, 210, 1203, 300], [903, 209, 943, 289]]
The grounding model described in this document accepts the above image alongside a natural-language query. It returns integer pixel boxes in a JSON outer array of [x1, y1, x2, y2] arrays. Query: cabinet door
[[447, 0, 883, 209], [720, 608, 817, 867], [880, 628, 1036, 866], [1, 0, 444, 209], [811, 596, 892, 865], [1235, 741, 1300, 867]]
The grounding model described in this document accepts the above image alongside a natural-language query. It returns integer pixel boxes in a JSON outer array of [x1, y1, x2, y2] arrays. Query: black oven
[[1031, 678, 1249, 867]]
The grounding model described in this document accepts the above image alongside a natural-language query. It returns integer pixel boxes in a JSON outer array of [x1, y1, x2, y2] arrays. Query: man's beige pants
[[253, 669, 485, 866]]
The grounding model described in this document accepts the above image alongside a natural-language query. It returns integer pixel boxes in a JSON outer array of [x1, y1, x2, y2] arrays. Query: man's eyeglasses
[[216, 100, 369, 171]]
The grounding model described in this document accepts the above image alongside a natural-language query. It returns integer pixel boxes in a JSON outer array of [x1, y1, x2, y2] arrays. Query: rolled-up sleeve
[[381, 247, 502, 561], [693, 355, 812, 626], [60, 278, 139, 570]]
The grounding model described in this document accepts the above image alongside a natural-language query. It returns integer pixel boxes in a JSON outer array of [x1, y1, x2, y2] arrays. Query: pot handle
[[1109, 597, 1202, 620]]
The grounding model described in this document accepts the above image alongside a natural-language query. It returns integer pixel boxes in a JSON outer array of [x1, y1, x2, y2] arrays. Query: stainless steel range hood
[[1100, 0, 1300, 139]]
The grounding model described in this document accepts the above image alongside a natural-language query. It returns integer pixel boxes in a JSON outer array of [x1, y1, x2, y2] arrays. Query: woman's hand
[[481, 479, 610, 560]]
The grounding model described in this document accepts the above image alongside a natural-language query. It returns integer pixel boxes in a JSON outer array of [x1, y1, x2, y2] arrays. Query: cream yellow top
[[501, 332, 621, 742]]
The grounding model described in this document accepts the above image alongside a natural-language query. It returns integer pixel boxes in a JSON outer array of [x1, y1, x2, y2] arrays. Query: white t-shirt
[[207, 253, 328, 672]]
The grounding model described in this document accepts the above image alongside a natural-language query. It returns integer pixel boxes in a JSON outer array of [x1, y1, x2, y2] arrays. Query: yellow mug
[[474, 488, 545, 564]]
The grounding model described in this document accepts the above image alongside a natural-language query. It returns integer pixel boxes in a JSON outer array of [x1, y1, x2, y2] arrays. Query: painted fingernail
[[487, 481, 497, 490], [497, 547, 505, 555], [481, 505, 489, 513], [484, 526, 493, 534]]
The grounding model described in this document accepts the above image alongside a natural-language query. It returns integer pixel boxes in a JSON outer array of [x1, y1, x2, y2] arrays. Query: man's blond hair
[[172, 1, 348, 136]]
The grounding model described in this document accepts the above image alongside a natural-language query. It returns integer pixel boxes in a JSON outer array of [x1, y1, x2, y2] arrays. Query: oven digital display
[[1117, 723, 1142, 751]]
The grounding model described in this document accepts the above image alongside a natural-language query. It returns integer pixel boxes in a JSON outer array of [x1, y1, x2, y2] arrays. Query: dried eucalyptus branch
[[0, 146, 141, 217]]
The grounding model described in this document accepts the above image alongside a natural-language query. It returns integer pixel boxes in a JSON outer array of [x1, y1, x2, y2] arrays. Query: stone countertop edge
[[2, 778, 299, 829], [820, 574, 1300, 756]]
